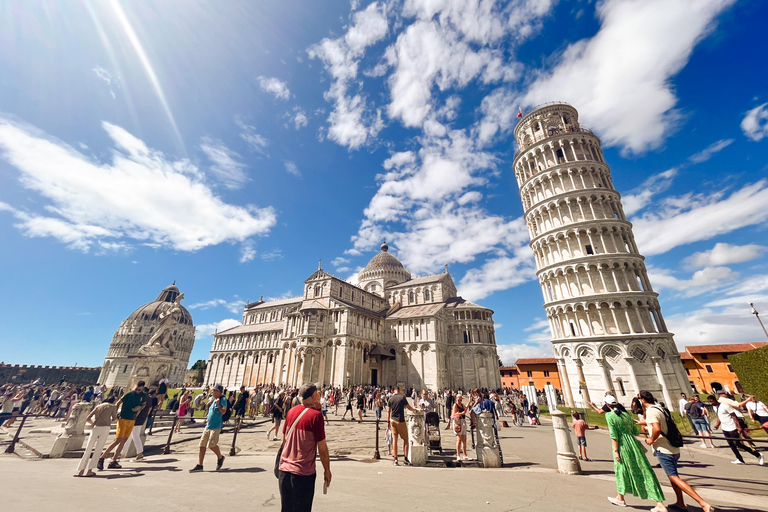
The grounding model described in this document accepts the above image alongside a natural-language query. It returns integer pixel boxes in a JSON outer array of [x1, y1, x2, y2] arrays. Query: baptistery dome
[[358, 242, 412, 296]]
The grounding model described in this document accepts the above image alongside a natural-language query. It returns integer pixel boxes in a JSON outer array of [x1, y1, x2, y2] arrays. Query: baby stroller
[[425, 411, 442, 455]]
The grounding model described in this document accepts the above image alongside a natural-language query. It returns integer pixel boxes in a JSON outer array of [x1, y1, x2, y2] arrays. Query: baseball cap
[[299, 383, 319, 400], [213, 384, 224, 393], [604, 395, 618, 405], [715, 389, 726, 395]]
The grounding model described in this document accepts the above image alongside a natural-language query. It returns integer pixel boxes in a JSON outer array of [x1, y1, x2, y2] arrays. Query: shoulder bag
[[274, 407, 311, 478]]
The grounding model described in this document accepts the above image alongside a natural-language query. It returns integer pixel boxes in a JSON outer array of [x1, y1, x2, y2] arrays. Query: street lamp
[[750, 303, 768, 340]]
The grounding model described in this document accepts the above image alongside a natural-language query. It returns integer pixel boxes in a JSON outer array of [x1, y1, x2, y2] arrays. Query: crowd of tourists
[[3, 377, 767, 512]]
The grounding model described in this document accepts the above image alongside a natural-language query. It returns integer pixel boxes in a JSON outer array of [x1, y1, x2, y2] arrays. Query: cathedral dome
[[125, 284, 193, 326], [362, 242, 406, 273], [359, 241, 411, 291]]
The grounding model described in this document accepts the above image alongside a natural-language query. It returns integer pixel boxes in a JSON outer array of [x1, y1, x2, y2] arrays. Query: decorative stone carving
[[475, 412, 501, 468], [50, 401, 94, 458], [139, 293, 185, 356], [406, 409, 427, 466]]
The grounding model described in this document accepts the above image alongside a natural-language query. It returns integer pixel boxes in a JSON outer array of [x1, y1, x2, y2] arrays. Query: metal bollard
[[229, 417, 242, 456], [148, 409, 157, 436], [373, 417, 380, 460], [5, 414, 28, 454], [164, 416, 179, 454]]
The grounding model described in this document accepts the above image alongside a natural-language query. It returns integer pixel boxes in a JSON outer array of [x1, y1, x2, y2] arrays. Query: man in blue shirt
[[190, 384, 227, 472]]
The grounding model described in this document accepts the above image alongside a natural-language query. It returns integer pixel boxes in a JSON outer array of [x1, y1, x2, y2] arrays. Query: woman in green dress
[[605, 395, 667, 511]]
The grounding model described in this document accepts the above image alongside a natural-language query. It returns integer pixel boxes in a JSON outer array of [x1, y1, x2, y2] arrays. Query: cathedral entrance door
[[370, 369, 378, 387]]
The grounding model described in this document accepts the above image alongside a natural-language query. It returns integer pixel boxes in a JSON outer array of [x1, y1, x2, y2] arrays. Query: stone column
[[406, 409, 427, 466], [475, 411, 501, 468], [596, 358, 615, 396], [555, 358, 575, 408], [573, 358, 591, 405], [652, 356, 673, 407], [623, 357, 640, 395], [551, 408, 582, 475]]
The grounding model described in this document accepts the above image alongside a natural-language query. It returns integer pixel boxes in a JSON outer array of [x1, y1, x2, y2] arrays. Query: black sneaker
[[216, 456, 225, 470], [107, 460, 122, 469], [96, 458, 104, 471], [404, 458, 412, 466], [189, 464, 204, 472]]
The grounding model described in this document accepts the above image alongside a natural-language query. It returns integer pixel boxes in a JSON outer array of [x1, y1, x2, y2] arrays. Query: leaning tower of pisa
[[512, 103, 690, 408]]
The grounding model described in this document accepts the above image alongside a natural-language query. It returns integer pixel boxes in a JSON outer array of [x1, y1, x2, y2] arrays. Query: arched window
[[409, 291, 414, 303], [268, 354, 274, 364], [314, 285, 320, 297]]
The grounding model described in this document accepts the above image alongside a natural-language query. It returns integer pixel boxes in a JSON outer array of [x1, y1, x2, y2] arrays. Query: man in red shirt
[[278, 383, 331, 512]]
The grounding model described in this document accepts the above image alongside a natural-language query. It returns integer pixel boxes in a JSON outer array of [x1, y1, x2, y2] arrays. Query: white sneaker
[[699, 443, 706, 448], [759, 456, 764, 466], [731, 460, 745, 465]]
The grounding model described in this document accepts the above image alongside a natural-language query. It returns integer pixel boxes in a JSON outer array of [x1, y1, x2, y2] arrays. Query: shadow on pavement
[[217, 467, 266, 473]]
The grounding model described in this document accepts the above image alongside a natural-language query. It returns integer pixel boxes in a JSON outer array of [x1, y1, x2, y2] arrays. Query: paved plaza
[[2, 411, 765, 512]]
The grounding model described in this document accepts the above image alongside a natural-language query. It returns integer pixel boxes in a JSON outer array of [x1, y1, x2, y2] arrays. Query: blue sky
[[1, 0, 767, 368]]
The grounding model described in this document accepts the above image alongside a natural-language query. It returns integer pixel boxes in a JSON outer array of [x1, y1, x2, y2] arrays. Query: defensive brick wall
[[0, 364, 101, 386]]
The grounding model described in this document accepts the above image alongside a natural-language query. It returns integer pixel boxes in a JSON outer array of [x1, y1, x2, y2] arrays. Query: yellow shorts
[[390, 420, 408, 443], [199, 428, 221, 448], [116, 419, 135, 438]]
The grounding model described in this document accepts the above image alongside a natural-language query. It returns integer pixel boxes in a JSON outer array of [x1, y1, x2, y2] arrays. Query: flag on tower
[[517, 107, 523, 118]]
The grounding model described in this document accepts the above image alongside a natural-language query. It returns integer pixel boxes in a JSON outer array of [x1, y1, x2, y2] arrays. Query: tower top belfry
[[512, 103, 689, 408]]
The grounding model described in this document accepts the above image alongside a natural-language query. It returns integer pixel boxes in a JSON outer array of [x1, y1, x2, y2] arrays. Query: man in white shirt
[[746, 396, 768, 433], [708, 393, 763, 465]]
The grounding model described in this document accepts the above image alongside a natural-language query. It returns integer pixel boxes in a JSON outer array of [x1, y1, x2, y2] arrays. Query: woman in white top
[[746, 396, 768, 433]]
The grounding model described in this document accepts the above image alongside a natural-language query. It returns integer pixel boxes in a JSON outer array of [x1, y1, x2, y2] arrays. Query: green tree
[[190, 359, 207, 371]]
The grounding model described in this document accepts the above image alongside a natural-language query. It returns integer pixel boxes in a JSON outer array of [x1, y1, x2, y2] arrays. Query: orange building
[[680, 342, 767, 394], [500, 358, 561, 390]]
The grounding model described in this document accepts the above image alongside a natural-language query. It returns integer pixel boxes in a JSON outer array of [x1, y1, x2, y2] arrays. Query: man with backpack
[[189, 384, 226, 472], [639, 390, 712, 512]]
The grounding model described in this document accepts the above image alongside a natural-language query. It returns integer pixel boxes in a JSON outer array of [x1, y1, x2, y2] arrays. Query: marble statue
[[139, 293, 185, 356]]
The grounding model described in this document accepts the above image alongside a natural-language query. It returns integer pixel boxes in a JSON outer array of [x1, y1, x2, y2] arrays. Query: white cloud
[[621, 168, 678, 216], [459, 251, 535, 301], [332, 256, 350, 266], [666, 299, 768, 348], [649, 266, 738, 297], [239, 241, 257, 263], [687, 138, 734, 164], [93, 66, 117, 98], [195, 318, 241, 339], [188, 298, 246, 314], [0, 117, 277, 253], [236, 120, 270, 156], [308, 2, 389, 149], [261, 249, 283, 261], [741, 103, 768, 141], [284, 161, 301, 177], [684, 243, 767, 268], [257, 76, 291, 100], [200, 137, 248, 189], [496, 343, 552, 366], [632, 180, 768, 256], [524, 0, 736, 154], [292, 108, 308, 130]]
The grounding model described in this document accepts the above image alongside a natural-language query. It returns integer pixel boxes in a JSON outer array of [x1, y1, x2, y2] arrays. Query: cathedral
[[204, 242, 502, 391]]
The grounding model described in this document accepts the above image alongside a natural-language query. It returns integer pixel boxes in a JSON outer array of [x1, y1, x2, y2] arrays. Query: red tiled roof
[[514, 357, 557, 365], [679, 352, 693, 360], [684, 342, 768, 355]]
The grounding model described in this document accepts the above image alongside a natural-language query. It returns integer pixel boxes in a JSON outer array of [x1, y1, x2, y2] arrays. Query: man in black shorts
[[342, 390, 353, 421]]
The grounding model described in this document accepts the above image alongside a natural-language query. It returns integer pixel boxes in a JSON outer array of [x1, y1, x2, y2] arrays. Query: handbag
[[274, 407, 310, 478]]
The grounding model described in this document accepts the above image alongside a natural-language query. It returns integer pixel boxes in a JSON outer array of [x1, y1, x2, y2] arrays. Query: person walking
[[74, 397, 117, 477], [189, 385, 226, 472], [571, 411, 590, 461], [604, 395, 667, 511], [685, 395, 716, 448], [387, 386, 418, 466], [356, 387, 366, 423], [708, 394, 763, 465], [98, 381, 147, 470], [267, 391, 285, 441], [745, 395, 768, 434], [639, 391, 712, 512], [444, 390, 455, 430], [124, 387, 154, 462], [278, 383, 331, 512], [174, 390, 191, 434], [234, 386, 249, 420]]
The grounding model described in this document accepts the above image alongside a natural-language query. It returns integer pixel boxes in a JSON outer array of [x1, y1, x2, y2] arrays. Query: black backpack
[[652, 405, 684, 448], [221, 400, 232, 422]]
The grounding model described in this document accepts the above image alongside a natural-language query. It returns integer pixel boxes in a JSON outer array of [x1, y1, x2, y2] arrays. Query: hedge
[[729, 345, 768, 403]]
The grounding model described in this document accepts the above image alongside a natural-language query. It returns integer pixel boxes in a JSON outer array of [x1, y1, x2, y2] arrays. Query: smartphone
[[323, 481, 328, 495]]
